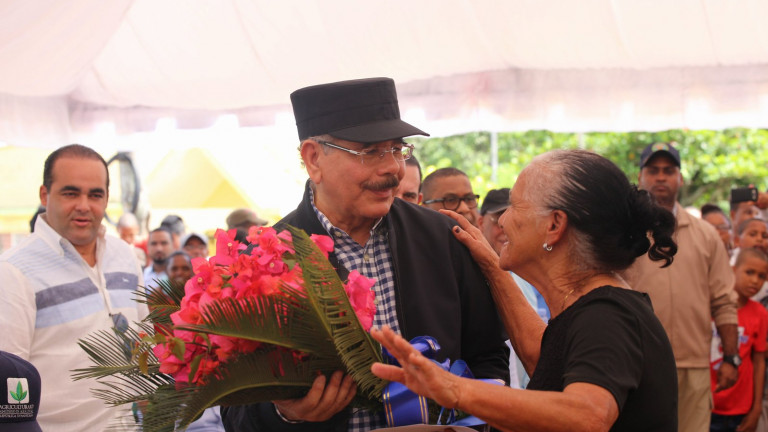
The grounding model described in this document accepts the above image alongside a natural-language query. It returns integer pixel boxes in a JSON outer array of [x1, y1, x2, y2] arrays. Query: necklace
[[561, 288, 576, 312]]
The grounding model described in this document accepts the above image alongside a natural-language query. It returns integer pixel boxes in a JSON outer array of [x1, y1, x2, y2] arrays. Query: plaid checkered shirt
[[311, 189, 400, 431]]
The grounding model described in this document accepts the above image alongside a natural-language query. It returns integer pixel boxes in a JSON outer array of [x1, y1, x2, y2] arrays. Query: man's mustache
[[363, 176, 399, 191]]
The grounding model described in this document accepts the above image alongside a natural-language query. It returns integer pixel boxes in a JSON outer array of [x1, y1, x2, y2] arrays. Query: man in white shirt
[[0, 144, 146, 431]]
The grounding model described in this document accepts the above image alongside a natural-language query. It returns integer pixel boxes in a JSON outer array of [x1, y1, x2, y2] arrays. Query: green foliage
[[411, 128, 768, 210]]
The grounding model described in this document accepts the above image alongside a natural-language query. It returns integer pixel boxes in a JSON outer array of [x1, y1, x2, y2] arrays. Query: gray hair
[[117, 212, 139, 229], [524, 149, 676, 272], [523, 151, 601, 272]]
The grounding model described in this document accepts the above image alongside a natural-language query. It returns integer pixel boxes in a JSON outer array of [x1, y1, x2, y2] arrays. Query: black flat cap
[[290, 77, 429, 143]]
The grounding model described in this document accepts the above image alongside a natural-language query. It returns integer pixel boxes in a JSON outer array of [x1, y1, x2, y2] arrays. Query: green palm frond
[[74, 327, 156, 380], [286, 226, 385, 401], [140, 384, 195, 432], [135, 279, 184, 326], [176, 287, 336, 356], [167, 348, 343, 429], [91, 374, 170, 406]]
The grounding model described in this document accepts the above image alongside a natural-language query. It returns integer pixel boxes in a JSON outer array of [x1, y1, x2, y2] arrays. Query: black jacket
[[222, 181, 509, 431]]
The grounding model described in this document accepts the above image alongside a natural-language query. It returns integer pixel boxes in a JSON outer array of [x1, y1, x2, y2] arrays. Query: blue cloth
[[510, 272, 549, 388], [186, 407, 225, 432], [710, 413, 745, 432]]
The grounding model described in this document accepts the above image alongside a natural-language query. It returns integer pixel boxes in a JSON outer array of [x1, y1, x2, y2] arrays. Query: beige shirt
[[626, 203, 737, 368]]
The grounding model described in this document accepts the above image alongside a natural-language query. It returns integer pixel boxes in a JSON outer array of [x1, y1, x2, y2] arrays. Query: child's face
[[733, 201, 762, 227], [736, 220, 768, 253], [733, 256, 768, 299]]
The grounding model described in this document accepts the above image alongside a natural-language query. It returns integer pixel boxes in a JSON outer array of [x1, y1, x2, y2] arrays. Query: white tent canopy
[[2, 0, 768, 148]]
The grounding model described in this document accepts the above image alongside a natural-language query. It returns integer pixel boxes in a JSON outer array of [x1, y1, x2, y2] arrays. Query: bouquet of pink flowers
[[74, 225, 384, 431]]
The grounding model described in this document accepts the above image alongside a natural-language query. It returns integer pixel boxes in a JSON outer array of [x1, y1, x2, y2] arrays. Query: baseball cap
[[290, 77, 429, 143], [226, 208, 268, 229], [0, 351, 42, 432], [180, 232, 209, 248], [639, 142, 681, 168], [480, 188, 511, 215]]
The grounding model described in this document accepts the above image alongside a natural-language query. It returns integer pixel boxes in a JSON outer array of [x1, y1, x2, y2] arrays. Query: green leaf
[[188, 354, 204, 384], [10, 381, 26, 402], [170, 338, 186, 361]]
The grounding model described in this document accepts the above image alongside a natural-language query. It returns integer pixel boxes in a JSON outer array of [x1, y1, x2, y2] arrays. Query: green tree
[[412, 128, 768, 211]]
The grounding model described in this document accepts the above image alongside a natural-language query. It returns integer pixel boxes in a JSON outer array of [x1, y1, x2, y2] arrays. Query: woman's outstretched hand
[[440, 209, 501, 273], [370, 326, 463, 410]]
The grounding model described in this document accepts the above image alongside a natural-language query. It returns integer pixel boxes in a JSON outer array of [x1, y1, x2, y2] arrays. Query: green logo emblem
[[7, 378, 29, 404]]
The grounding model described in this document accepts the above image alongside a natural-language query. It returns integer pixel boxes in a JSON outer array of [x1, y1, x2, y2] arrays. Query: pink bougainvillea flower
[[344, 270, 377, 331], [210, 228, 245, 266], [245, 225, 268, 245], [187, 260, 225, 297], [152, 225, 373, 389], [310, 234, 334, 258], [177, 293, 203, 325], [192, 356, 221, 385], [279, 266, 304, 292], [210, 335, 237, 362], [254, 274, 283, 297]]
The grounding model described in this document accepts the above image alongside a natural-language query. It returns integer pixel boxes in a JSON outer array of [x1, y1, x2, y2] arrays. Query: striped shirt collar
[[35, 213, 106, 264]]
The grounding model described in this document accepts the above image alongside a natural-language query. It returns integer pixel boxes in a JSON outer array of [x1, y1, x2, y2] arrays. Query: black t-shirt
[[527, 286, 677, 431]]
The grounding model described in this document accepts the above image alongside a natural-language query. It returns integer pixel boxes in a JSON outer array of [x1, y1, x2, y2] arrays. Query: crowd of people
[[1, 76, 768, 432]]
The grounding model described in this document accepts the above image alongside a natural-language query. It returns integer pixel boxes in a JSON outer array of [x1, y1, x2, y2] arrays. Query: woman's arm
[[370, 326, 618, 432], [441, 209, 547, 373]]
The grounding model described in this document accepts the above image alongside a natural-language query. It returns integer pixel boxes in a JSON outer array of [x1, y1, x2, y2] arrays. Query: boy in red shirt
[[711, 248, 768, 431]]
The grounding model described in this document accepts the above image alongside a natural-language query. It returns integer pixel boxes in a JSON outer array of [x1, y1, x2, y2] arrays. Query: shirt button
[[334, 231, 342, 238], [364, 254, 370, 262]]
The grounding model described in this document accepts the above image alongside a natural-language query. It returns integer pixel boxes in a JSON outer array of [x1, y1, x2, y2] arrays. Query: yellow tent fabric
[[146, 148, 254, 209], [0, 146, 50, 233]]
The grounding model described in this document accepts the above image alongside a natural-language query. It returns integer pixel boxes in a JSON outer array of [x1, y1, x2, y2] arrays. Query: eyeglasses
[[423, 194, 480, 211], [316, 140, 414, 165]]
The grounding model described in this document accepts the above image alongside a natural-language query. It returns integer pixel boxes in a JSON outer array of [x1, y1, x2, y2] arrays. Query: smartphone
[[731, 186, 758, 204]]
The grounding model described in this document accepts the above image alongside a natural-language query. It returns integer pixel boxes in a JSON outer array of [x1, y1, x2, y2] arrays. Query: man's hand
[[273, 371, 357, 422], [715, 362, 738, 392], [736, 408, 760, 432], [757, 191, 768, 210]]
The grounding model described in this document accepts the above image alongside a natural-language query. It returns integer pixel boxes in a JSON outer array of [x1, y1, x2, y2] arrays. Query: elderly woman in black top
[[371, 149, 679, 431]]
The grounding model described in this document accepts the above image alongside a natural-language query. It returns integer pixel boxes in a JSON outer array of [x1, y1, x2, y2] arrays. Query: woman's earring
[[543, 243, 553, 252]]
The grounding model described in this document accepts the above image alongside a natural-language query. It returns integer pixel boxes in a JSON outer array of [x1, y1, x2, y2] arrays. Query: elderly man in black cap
[[221, 78, 508, 431]]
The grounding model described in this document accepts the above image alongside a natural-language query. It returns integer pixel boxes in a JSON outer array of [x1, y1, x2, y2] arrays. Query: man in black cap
[[478, 188, 512, 255], [627, 142, 738, 432], [222, 78, 508, 431]]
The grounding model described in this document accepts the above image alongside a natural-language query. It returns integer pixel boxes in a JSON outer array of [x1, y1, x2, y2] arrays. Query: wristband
[[722, 354, 742, 368], [274, 404, 305, 424]]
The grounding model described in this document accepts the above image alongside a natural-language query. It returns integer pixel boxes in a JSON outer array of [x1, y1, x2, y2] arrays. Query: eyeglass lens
[[442, 195, 478, 210], [361, 145, 412, 164]]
